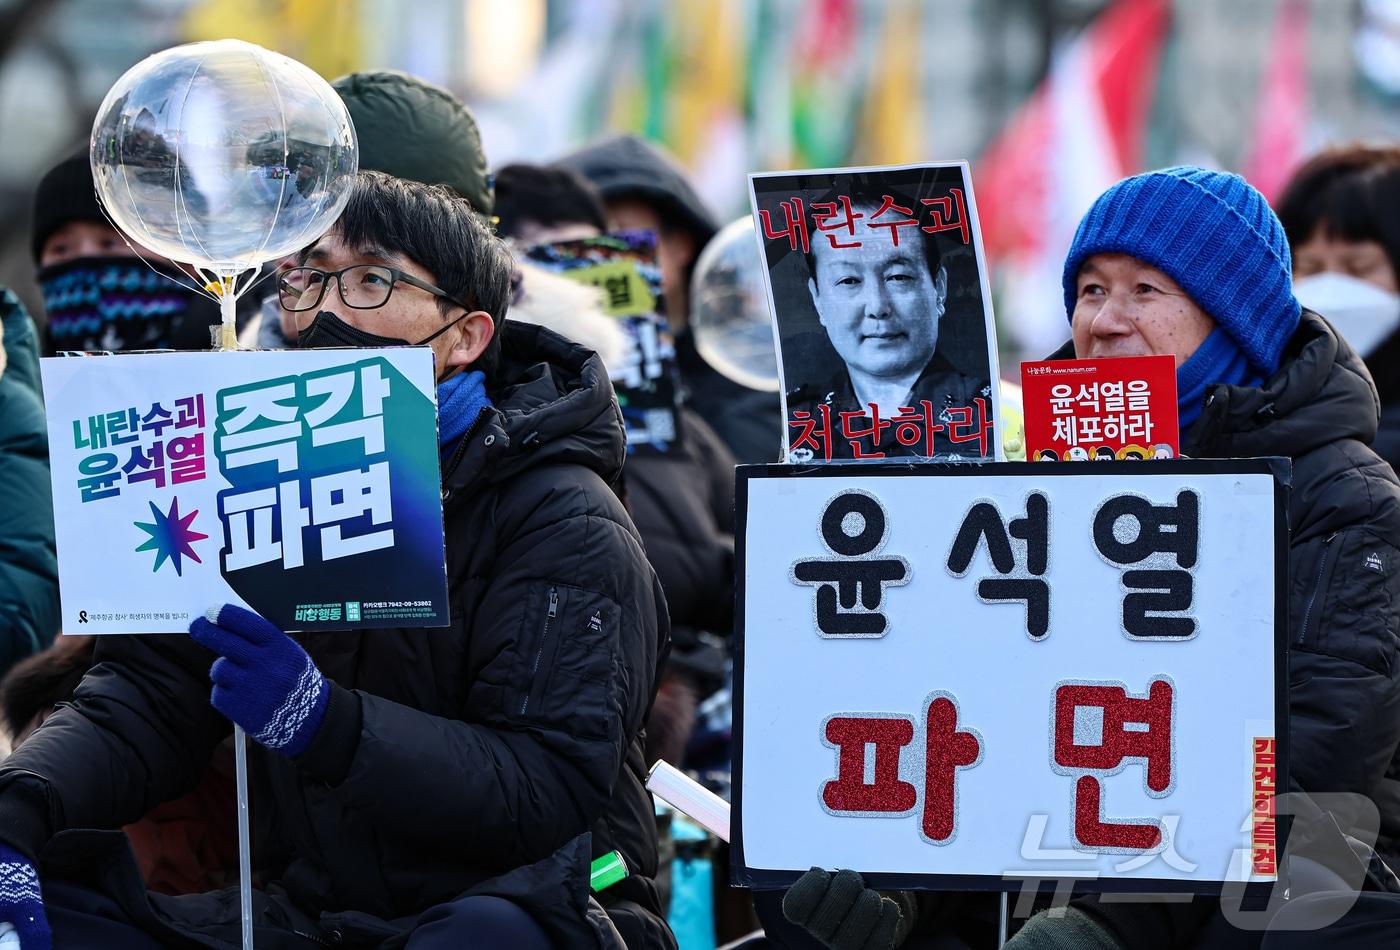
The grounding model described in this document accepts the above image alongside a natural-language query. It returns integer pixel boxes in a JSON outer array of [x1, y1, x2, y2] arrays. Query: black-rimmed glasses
[[278, 265, 469, 313]]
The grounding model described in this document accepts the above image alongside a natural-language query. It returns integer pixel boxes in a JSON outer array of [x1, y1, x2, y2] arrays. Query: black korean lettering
[[1092, 491, 1200, 640], [1093, 491, 1198, 568], [946, 492, 1050, 640], [1122, 570, 1195, 639], [792, 490, 910, 638]]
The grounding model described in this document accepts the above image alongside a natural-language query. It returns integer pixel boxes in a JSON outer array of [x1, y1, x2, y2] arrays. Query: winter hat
[[1062, 166, 1301, 375], [556, 135, 718, 249], [31, 151, 105, 264], [332, 70, 494, 215]]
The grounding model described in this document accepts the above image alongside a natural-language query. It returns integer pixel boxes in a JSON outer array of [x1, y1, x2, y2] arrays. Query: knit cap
[[31, 151, 105, 264], [1062, 166, 1301, 375], [332, 70, 494, 215]]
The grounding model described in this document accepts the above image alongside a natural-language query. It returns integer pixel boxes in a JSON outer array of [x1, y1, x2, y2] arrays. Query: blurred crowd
[[2, 61, 1400, 950]]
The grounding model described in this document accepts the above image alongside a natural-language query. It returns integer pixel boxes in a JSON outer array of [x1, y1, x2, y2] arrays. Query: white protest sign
[[42, 349, 449, 634], [734, 461, 1286, 893]]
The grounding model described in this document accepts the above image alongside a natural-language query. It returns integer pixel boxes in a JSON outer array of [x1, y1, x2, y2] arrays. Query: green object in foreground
[[590, 851, 629, 892]]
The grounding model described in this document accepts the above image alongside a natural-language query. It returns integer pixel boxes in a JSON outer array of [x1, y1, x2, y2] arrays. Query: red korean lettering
[[823, 716, 917, 813], [867, 195, 920, 246], [759, 198, 810, 253], [811, 196, 864, 249], [789, 406, 834, 461], [1054, 678, 1174, 851], [921, 696, 982, 842], [920, 188, 971, 244]]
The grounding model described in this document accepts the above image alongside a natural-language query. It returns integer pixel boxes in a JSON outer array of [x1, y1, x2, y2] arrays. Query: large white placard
[[735, 460, 1287, 893]]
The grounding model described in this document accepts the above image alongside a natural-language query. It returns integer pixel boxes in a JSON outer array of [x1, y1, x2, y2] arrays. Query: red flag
[[974, 0, 1169, 355], [1243, 0, 1309, 201], [977, 0, 1169, 261]]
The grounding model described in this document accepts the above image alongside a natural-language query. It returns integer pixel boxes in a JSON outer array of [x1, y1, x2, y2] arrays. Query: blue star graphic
[[134, 497, 208, 576]]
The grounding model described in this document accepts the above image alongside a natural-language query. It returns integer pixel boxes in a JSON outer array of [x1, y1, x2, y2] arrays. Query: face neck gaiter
[[38, 256, 221, 354]]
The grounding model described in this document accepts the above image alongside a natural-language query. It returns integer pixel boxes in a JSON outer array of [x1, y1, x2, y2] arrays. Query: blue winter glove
[[0, 844, 50, 950], [189, 604, 329, 757]]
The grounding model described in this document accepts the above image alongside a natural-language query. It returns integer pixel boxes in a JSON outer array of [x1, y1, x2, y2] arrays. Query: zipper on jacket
[[441, 411, 491, 500], [520, 586, 559, 715], [1297, 532, 1339, 645]]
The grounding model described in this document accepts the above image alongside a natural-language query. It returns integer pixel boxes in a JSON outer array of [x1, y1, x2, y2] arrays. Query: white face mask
[[1294, 271, 1400, 358]]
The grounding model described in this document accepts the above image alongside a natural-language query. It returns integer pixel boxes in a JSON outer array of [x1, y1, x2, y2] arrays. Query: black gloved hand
[[781, 867, 903, 950]]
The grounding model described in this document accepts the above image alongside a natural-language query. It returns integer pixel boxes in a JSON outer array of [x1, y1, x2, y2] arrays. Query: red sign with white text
[[1021, 355, 1178, 462]]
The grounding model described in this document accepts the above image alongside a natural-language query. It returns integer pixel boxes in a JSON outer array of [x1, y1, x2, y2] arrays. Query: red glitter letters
[[1054, 678, 1174, 851], [823, 716, 917, 813]]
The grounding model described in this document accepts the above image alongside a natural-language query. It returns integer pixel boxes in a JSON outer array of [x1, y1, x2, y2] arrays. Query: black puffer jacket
[[626, 408, 736, 659], [1048, 311, 1400, 950], [1182, 310, 1400, 866], [1052, 311, 1400, 860], [0, 324, 675, 948]]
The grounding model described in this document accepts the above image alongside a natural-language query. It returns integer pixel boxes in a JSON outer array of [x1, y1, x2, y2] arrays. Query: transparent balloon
[[689, 216, 781, 393], [91, 39, 358, 276]]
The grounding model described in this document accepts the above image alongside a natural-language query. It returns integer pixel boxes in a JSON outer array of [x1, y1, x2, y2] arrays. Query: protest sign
[[749, 163, 1001, 463], [734, 461, 1287, 894], [1021, 355, 1180, 461], [42, 348, 449, 634], [525, 230, 682, 453]]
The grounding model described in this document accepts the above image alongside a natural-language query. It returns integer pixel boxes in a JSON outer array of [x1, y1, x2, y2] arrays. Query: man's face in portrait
[[807, 209, 947, 382]]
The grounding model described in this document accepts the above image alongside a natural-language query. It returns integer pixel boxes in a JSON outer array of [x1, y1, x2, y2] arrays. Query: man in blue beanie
[[773, 168, 1400, 950]]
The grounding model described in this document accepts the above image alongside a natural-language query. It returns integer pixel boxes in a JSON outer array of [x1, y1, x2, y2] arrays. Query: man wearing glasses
[[0, 171, 675, 949]]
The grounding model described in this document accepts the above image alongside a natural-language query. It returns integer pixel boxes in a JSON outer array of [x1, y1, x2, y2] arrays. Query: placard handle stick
[[233, 724, 253, 950], [645, 761, 730, 842], [213, 275, 254, 950], [998, 892, 1009, 946]]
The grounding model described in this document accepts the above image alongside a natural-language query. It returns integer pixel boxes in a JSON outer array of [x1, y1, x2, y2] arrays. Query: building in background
[[0, 0, 1395, 365]]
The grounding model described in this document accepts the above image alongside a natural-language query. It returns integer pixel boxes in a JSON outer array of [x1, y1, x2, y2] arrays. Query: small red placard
[[1020, 355, 1179, 461]]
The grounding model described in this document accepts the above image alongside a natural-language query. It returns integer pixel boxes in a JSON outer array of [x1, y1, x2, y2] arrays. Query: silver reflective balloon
[[91, 39, 358, 274], [689, 217, 780, 393]]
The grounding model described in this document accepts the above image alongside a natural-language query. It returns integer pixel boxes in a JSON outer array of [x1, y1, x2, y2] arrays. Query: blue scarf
[[1176, 328, 1263, 432], [437, 370, 492, 463]]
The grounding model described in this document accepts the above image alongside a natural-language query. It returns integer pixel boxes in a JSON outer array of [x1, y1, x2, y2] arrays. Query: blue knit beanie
[[1062, 166, 1301, 375]]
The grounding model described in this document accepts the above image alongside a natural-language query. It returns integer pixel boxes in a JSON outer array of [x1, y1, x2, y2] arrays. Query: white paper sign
[[42, 349, 449, 635], [735, 461, 1286, 893]]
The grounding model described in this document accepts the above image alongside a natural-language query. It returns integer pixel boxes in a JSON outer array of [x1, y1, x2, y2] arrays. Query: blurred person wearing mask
[[0, 170, 672, 950], [32, 152, 228, 354], [772, 168, 1400, 950], [495, 161, 736, 769], [0, 288, 59, 678], [1276, 145, 1400, 470], [558, 135, 784, 463]]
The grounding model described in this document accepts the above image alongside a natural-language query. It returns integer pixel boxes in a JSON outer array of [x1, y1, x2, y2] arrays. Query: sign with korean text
[[1021, 356, 1179, 462], [42, 349, 449, 634], [749, 163, 1001, 463], [734, 461, 1287, 893], [525, 230, 682, 453]]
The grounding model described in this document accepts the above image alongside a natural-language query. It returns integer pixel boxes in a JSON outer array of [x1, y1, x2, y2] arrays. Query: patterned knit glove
[[0, 845, 50, 950], [189, 604, 329, 757], [782, 868, 903, 950]]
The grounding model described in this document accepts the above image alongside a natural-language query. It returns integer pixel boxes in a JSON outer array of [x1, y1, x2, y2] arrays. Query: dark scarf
[[38, 256, 219, 354]]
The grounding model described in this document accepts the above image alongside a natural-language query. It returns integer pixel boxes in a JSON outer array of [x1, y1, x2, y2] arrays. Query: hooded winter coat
[[1049, 311, 1400, 854], [556, 135, 784, 464], [1011, 310, 1400, 950], [1182, 310, 1400, 865], [511, 266, 735, 691], [0, 288, 58, 673], [0, 324, 675, 949]]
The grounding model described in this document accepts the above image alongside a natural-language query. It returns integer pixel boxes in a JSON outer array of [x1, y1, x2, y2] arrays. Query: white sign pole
[[214, 276, 254, 950], [234, 723, 252, 950]]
